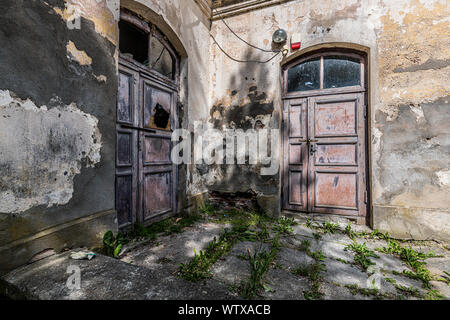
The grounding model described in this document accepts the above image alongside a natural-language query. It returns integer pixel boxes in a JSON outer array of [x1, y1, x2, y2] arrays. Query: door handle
[[309, 142, 317, 155]]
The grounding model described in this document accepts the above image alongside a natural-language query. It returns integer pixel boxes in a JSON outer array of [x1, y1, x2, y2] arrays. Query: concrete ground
[[1, 212, 449, 300]]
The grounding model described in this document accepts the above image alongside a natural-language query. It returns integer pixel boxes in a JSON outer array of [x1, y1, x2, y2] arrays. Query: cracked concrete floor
[[118, 216, 450, 300], [3, 214, 449, 300]]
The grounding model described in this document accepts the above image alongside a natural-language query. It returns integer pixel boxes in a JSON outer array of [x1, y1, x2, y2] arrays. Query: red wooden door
[[282, 98, 308, 212], [282, 52, 367, 219], [283, 94, 367, 217], [307, 93, 366, 217]]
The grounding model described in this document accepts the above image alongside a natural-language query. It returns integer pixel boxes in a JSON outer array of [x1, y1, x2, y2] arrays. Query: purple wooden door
[[282, 52, 367, 219], [282, 98, 308, 212], [116, 64, 139, 229], [283, 94, 367, 218], [116, 62, 177, 229], [140, 75, 177, 223], [307, 93, 366, 217]]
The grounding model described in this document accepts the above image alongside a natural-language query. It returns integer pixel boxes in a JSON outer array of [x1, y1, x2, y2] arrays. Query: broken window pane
[[287, 58, 320, 92], [144, 84, 171, 130], [119, 20, 149, 65], [150, 36, 174, 79], [324, 56, 361, 89]]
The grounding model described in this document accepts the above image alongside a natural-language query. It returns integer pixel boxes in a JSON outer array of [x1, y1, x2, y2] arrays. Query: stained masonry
[[0, 0, 448, 276]]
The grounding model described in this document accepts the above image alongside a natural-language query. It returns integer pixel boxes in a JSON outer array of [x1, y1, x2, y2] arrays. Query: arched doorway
[[281, 49, 368, 222], [116, 9, 180, 230]]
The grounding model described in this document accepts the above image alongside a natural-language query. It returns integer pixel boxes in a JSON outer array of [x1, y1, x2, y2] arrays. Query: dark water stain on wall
[[209, 87, 274, 130]]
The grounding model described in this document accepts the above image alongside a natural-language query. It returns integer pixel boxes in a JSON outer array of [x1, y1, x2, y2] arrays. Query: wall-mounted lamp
[[272, 29, 287, 44]]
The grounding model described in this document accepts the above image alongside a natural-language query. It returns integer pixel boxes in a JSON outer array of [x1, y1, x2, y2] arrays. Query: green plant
[[376, 239, 437, 288], [200, 201, 218, 215], [385, 278, 421, 298], [103, 231, 125, 258], [313, 232, 322, 240], [345, 241, 379, 271], [322, 221, 340, 234], [336, 258, 351, 264], [239, 235, 281, 298], [292, 248, 326, 300], [273, 216, 296, 234], [425, 289, 445, 300], [179, 231, 237, 282], [345, 284, 382, 298], [299, 240, 311, 252]]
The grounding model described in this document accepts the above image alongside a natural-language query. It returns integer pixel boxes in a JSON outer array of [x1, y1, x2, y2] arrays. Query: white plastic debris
[[70, 251, 96, 260]]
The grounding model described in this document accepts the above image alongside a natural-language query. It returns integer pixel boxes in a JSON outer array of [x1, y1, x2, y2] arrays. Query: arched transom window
[[119, 10, 179, 82], [284, 52, 365, 94]]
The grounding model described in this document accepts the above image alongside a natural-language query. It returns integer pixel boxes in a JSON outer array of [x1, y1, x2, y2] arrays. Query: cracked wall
[[0, 0, 119, 273], [0, 90, 102, 214], [209, 0, 449, 240]]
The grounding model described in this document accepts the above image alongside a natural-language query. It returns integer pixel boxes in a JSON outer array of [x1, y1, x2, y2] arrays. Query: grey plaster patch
[[425, 257, 450, 276], [291, 224, 315, 238], [0, 90, 101, 213]]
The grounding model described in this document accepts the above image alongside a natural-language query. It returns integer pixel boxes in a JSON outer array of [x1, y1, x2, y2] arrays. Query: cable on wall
[[210, 34, 281, 64]]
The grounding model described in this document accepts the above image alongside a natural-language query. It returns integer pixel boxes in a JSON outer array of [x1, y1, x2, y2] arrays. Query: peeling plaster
[[52, 0, 120, 45], [0, 90, 102, 214], [436, 169, 450, 188], [66, 40, 93, 66]]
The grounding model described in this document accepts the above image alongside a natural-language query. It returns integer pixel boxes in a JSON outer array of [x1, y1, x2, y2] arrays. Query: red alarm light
[[291, 42, 301, 50]]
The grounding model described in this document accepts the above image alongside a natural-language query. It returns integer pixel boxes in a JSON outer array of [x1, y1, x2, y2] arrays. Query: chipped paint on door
[[282, 52, 368, 219]]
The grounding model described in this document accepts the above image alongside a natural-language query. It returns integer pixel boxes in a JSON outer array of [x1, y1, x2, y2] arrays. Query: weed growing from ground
[[272, 216, 297, 234], [103, 231, 125, 258], [345, 284, 383, 299], [239, 235, 281, 298], [179, 230, 237, 282], [345, 241, 379, 271], [292, 245, 326, 300], [376, 239, 437, 287], [385, 277, 421, 298], [322, 221, 340, 234]]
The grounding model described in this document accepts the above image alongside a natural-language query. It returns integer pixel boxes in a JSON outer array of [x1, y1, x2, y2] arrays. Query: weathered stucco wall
[[0, 0, 120, 274], [209, 0, 449, 240]]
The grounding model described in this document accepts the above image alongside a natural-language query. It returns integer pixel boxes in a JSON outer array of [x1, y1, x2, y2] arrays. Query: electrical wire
[[214, 8, 280, 54], [211, 34, 281, 64]]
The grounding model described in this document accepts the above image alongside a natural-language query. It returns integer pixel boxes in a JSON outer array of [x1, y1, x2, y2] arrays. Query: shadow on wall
[[199, 48, 282, 214]]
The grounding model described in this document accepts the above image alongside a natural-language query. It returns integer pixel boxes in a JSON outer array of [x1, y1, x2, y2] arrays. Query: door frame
[[281, 45, 371, 224]]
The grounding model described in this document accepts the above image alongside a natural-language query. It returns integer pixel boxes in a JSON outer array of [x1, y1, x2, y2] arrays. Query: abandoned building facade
[[0, 0, 449, 274]]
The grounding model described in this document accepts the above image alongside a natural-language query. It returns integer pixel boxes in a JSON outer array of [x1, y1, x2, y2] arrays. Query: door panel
[[283, 93, 367, 218], [282, 99, 308, 212], [116, 65, 139, 229], [139, 75, 177, 224], [308, 93, 366, 216]]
